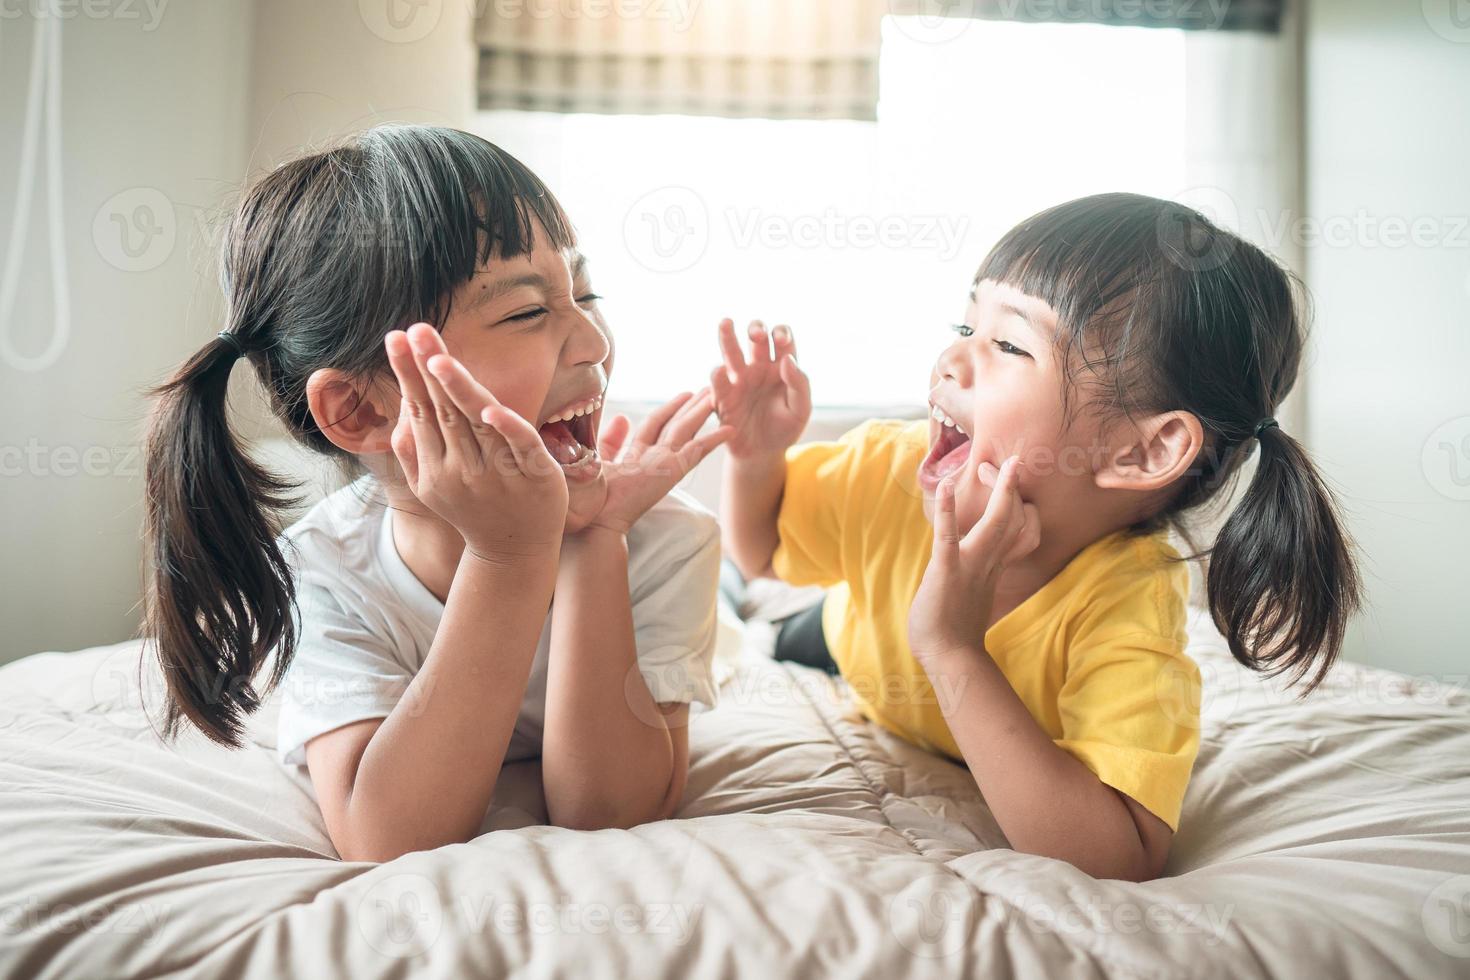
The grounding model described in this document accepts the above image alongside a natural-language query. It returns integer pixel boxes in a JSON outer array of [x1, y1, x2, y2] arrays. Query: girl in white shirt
[[141, 125, 731, 860]]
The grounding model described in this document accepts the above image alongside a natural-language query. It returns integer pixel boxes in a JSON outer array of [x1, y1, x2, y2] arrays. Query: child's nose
[[566, 308, 611, 366], [936, 342, 973, 388]]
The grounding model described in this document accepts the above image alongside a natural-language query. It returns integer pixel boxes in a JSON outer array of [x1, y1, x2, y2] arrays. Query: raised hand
[[907, 457, 1042, 666], [586, 390, 733, 536], [709, 319, 811, 459], [386, 323, 568, 562]]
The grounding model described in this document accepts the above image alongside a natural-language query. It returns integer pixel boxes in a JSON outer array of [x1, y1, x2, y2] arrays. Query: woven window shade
[[475, 0, 884, 120], [885, 0, 1284, 33]]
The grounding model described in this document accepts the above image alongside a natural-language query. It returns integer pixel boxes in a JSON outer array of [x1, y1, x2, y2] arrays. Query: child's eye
[[504, 307, 547, 324], [994, 339, 1032, 359], [576, 292, 603, 307], [950, 322, 974, 338]]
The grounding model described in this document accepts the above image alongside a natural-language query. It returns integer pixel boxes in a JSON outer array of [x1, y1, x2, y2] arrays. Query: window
[[476, 18, 1185, 406]]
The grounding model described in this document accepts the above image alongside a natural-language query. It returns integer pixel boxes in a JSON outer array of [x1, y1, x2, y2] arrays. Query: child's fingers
[[932, 476, 960, 560], [409, 328, 477, 464], [385, 329, 443, 461], [747, 320, 771, 363], [717, 318, 747, 375], [479, 402, 555, 477], [771, 324, 797, 363], [1005, 501, 1043, 564], [964, 456, 1023, 556], [634, 391, 695, 446], [598, 413, 631, 461], [660, 389, 715, 447], [390, 402, 419, 486], [426, 353, 509, 461], [675, 424, 734, 472], [779, 354, 812, 417], [709, 363, 734, 405]]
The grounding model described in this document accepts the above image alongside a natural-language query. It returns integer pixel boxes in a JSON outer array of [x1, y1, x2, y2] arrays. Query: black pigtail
[[1206, 425, 1363, 692]]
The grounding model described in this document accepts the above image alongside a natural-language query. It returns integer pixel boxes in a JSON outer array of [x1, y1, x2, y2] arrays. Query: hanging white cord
[[0, 3, 71, 372]]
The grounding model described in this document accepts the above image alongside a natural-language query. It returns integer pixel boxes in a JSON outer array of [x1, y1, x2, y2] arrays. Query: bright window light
[[476, 18, 1185, 406]]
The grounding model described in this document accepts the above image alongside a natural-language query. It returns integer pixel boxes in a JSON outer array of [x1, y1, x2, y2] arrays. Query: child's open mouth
[[917, 403, 972, 493], [537, 394, 603, 482]]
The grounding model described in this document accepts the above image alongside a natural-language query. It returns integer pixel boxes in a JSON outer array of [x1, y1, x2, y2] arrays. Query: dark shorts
[[773, 596, 838, 675]]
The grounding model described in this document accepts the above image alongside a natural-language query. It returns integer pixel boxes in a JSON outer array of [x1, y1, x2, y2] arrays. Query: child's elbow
[[337, 840, 405, 864], [330, 814, 473, 863], [549, 784, 682, 831], [725, 541, 774, 583], [1024, 842, 1167, 882], [335, 831, 426, 864], [1092, 844, 1169, 882], [1131, 847, 1170, 882], [548, 801, 655, 832]]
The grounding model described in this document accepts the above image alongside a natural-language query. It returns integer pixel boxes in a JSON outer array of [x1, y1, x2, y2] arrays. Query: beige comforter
[[1, 607, 1467, 978]]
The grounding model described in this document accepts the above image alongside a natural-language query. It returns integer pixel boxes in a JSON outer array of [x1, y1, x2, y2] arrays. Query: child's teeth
[[931, 404, 972, 436], [545, 395, 606, 425]]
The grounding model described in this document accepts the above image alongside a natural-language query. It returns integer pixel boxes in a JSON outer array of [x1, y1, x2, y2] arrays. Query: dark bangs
[[355, 125, 577, 329], [973, 192, 1228, 425]]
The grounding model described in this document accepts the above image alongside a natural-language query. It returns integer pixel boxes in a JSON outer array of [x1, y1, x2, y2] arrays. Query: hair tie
[[216, 330, 247, 360], [1253, 417, 1279, 439]]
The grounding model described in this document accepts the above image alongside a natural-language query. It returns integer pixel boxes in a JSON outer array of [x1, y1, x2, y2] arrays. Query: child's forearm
[[924, 648, 1161, 881], [721, 450, 787, 580], [542, 527, 682, 830], [336, 550, 557, 860]]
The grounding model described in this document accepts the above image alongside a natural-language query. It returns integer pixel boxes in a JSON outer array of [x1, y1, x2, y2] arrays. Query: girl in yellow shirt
[[712, 192, 1361, 882]]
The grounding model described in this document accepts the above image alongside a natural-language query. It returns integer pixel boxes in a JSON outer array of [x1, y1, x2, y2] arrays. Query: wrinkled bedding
[[1, 607, 1468, 978]]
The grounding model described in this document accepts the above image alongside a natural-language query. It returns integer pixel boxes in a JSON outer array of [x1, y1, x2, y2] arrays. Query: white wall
[[0, 0, 477, 664], [245, 0, 474, 170], [0, 1, 253, 662], [1303, 0, 1470, 678]]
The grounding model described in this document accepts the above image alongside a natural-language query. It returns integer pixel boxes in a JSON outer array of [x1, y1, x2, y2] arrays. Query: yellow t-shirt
[[771, 419, 1202, 832]]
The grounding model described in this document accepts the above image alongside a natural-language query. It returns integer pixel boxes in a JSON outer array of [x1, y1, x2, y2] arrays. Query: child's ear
[[1094, 410, 1204, 492], [305, 369, 395, 456]]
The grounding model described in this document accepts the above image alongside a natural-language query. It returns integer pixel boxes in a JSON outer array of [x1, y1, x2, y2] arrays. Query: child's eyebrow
[[999, 301, 1045, 337], [465, 272, 552, 311]]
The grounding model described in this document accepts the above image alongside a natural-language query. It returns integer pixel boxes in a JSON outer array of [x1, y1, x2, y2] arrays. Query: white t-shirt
[[274, 477, 723, 766]]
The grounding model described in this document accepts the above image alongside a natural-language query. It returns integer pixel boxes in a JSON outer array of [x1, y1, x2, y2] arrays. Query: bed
[[1, 598, 1468, 978]]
